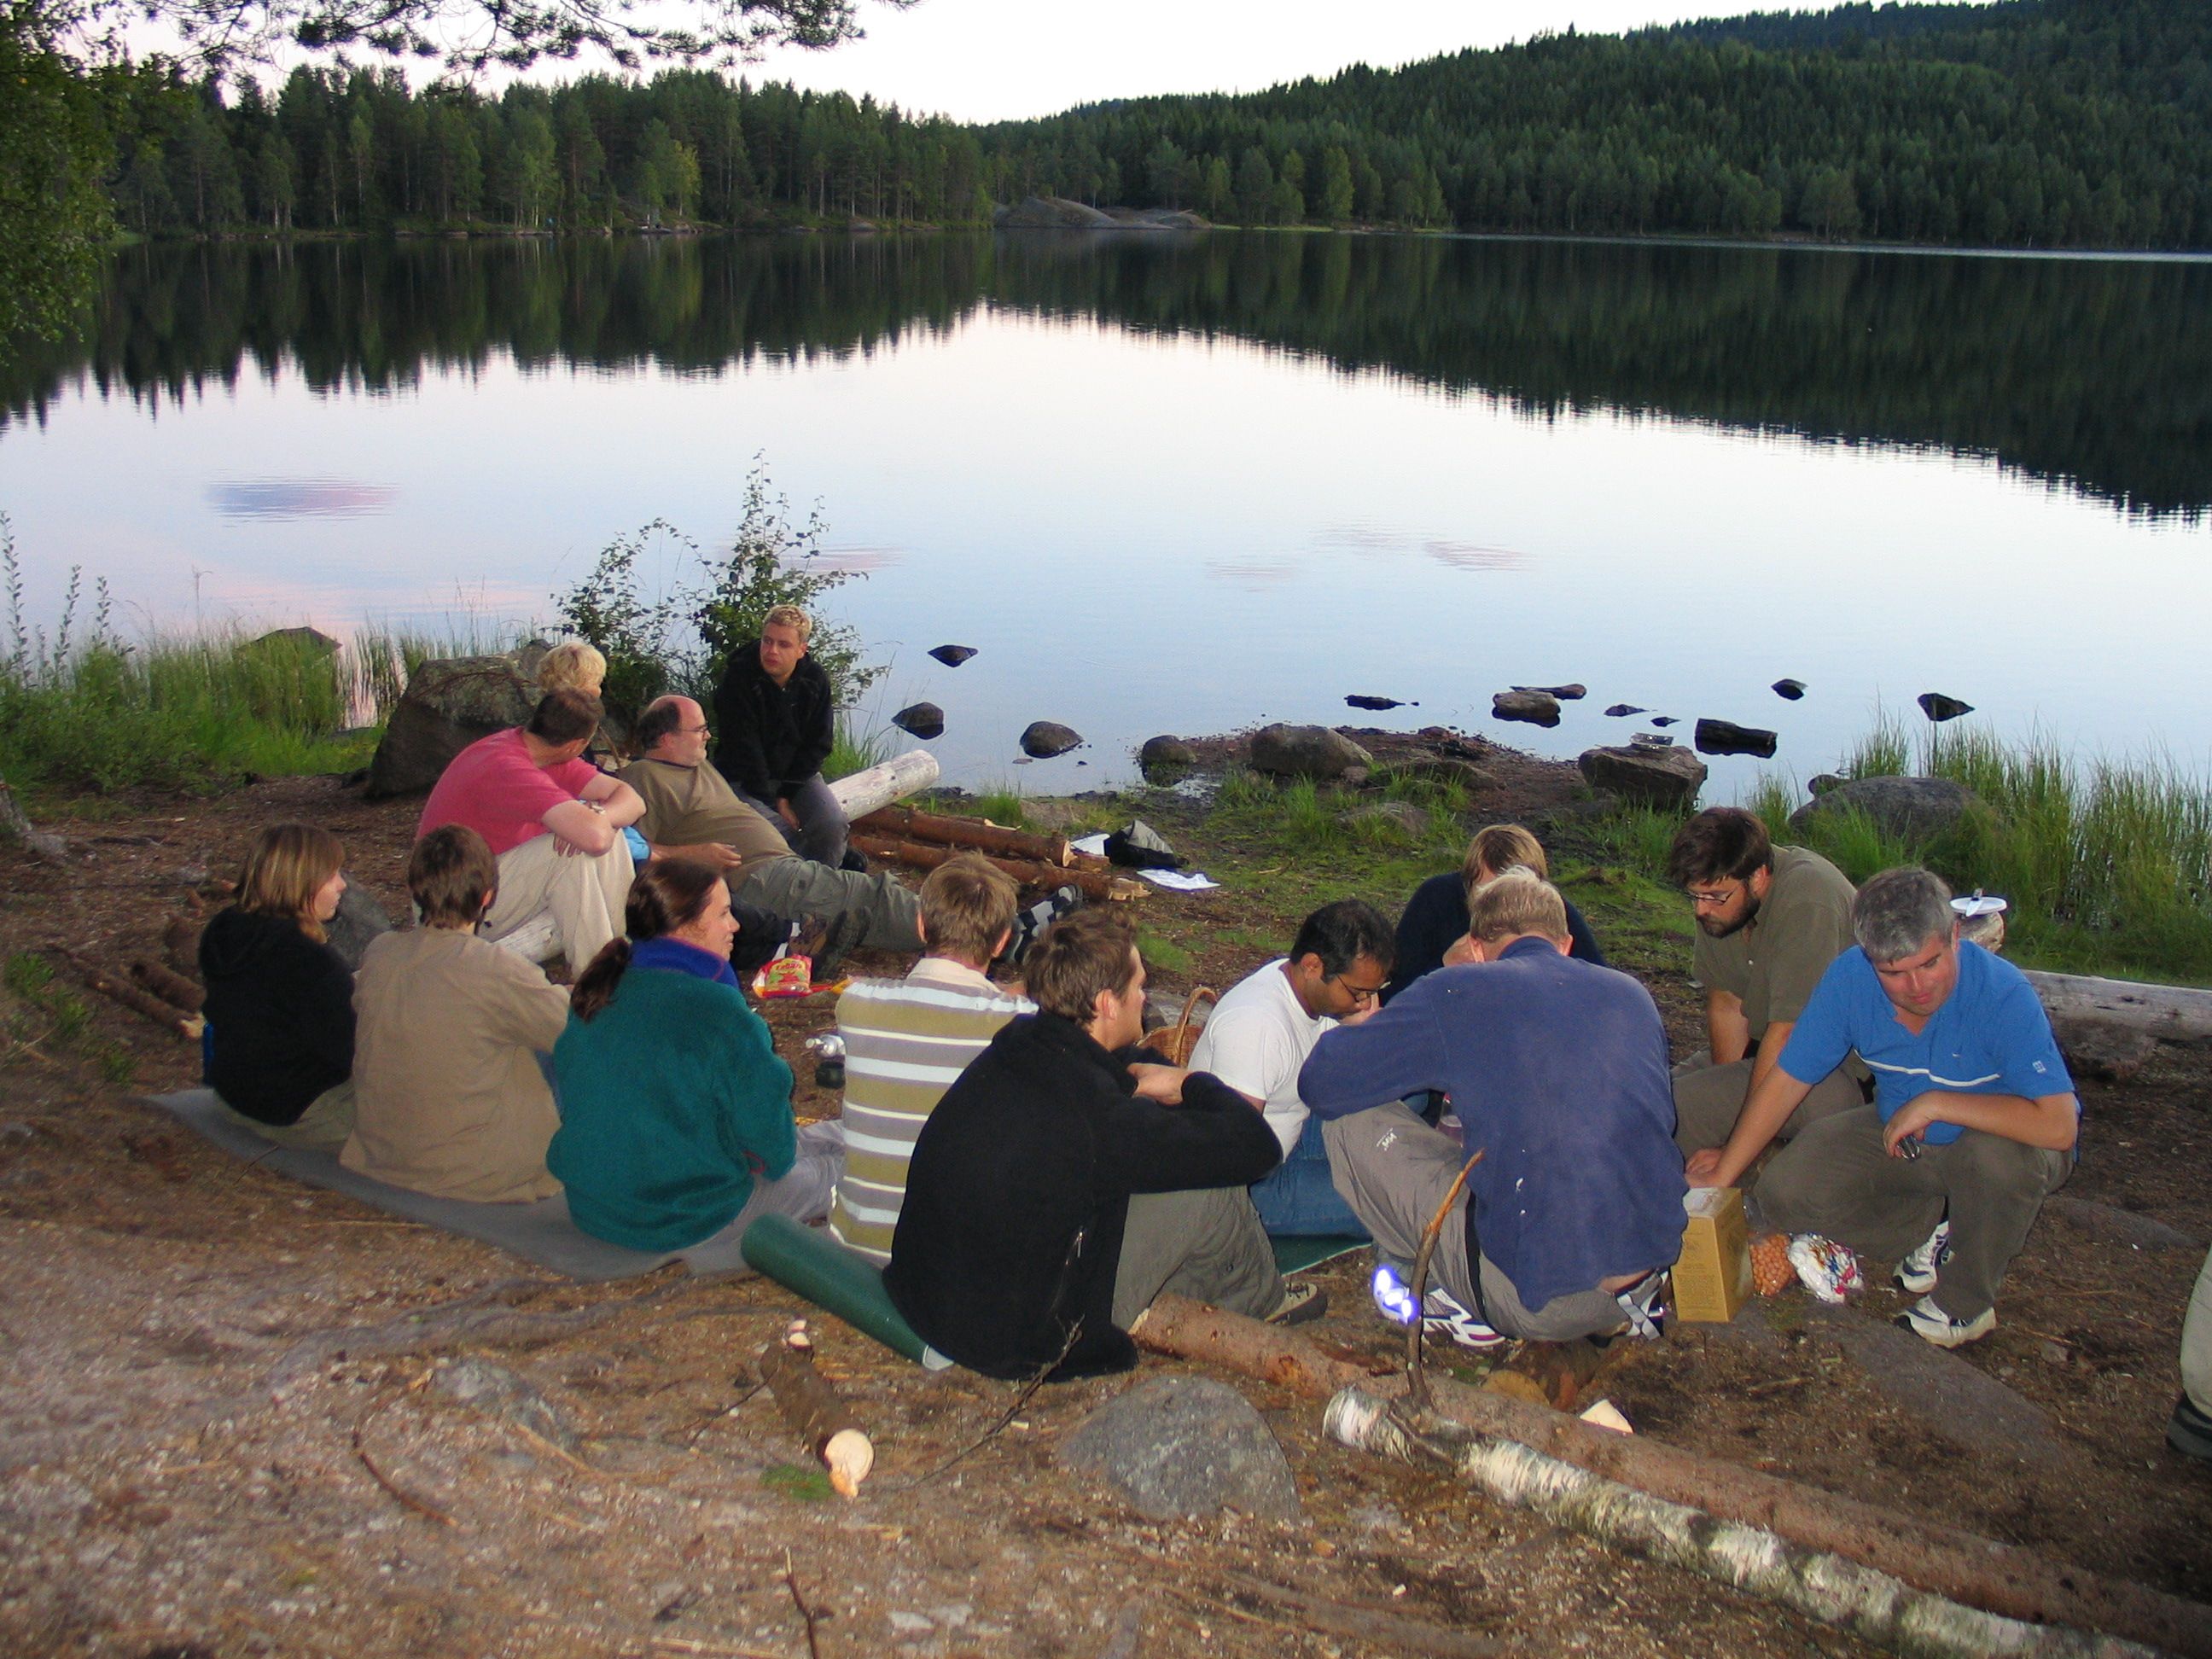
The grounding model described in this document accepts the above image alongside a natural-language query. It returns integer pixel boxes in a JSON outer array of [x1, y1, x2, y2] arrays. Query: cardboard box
[[1674, 1186, 1753, 1324]]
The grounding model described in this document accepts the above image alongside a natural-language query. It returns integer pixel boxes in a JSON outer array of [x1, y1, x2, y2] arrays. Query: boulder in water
[[892, 701, 945, 740], [927, 644, 977, 667], [1694, 719, 1778, 759], [1604, 704, 1644, 718], [1138, 736, 1196, 777], [1773, 678, 1807, 701], [1513, 683, 1586, 701], [1918, 691, 1975, 723], [1019, 720, 1083, 759], [1492, 690, 1561, 727]]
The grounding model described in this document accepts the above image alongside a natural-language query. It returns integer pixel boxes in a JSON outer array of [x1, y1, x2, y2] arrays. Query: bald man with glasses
[[1667, 806, 1869, 1162]]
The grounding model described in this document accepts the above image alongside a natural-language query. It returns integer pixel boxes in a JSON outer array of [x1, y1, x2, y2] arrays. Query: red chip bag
[[752, 955, 814, 999]]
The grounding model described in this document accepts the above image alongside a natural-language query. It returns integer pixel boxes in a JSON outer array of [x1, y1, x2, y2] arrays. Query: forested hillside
[[62, 0, 2212, 247], [979, 0, 2211, 247]]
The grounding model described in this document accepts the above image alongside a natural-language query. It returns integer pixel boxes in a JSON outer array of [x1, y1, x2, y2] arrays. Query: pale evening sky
[[728, 0, 1884, 125]]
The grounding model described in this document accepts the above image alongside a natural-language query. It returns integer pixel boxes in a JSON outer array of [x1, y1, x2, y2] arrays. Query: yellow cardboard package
[[1674, 1186, 1753, 1324]]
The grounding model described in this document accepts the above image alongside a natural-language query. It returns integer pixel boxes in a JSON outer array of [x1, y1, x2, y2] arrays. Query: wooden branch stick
[[779, 1550, 823, 1659], [0, 773, 67, 863], [757, 1320, 874, 1498], [1406, 1148, 1482, 1411], [352, 1398, 457, 1528], [1327, 1388, 2158, 1659], [56, 949, 201, 1039], [853, 803, 1073, 866], [1138, 1299, 2207, 1658], [848, 833, 1136, 901], [130, 958, 206, 1014]]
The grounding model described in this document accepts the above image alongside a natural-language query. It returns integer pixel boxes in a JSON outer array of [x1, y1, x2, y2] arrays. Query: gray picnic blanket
[[148, 1088, 748, 1281]]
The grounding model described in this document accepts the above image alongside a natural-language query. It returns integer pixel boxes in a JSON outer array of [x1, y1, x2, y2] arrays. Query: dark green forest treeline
[[9, 236, 2207, 517], [47, 0, 2212, 247], [979, 0, 2211, 247], [90, 64, 992, 235]]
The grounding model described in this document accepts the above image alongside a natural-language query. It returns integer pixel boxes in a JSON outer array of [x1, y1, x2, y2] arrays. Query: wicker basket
[[1151, 987, 1220, 1065]]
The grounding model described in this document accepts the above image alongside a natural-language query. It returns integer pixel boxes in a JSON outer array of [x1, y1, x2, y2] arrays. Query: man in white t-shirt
[[1189, 899, 1395, 1237]]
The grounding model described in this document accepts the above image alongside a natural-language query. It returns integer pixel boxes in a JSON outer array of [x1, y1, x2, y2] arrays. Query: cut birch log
[[757, 1320, 874, 1498], [1135, 1295, 2206, 1658], [826, 748, 940, 819], [0, 773, 67, 863], [847, 834, 1138, 902], [2022, 969, 2212, 1046], [131, 958, 207, 1014], [852, 803, 1073, 867], [59, 951, 202, 1040], [1326, 1387, 2163, 1659]]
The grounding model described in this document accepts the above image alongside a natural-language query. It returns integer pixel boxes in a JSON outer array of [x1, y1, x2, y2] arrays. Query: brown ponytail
[[567, 858, 727, 1022]]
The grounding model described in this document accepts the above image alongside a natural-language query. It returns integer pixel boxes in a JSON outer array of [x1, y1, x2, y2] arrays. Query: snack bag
[[753, 955, 814, 999]]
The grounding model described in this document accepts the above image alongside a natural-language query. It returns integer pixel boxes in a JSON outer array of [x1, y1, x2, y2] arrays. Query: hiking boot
[[2168, 1394, 2212, 1464], [1615, 1270, 1668, 1341], [1894, 1295, 1997, 1348], [809, 910, 863, 980], [1893, 1220, 1953, 1295], [1786, 1234, 1865, 1304], [1263, 1281, 1328, 1326]]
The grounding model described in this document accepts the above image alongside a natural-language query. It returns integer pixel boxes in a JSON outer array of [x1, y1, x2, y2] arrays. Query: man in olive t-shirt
[[1666, 807, 1867, 1156], [617, 696, 923, 958]]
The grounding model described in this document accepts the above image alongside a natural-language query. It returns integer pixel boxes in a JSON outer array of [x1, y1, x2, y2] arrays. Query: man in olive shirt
[[1668, 807, 1866, 1156], [619, 696, 922, 958]]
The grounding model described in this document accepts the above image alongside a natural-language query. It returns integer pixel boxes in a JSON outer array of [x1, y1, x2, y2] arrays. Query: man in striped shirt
[[829, 855, 1034, 1263]]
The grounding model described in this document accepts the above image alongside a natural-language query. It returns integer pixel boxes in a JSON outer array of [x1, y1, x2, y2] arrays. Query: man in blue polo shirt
[[1300, 870, 1684, 1350], [1687, 866, 2078, 1348]]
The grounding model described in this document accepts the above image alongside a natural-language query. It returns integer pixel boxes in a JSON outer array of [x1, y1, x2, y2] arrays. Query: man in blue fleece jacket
[[1300, 870, 1685, 1345]]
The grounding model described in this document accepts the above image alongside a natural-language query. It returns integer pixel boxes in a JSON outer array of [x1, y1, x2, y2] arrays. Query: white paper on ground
[[1071, 833, 1110, 857], [1138, 869, 1220, 892]]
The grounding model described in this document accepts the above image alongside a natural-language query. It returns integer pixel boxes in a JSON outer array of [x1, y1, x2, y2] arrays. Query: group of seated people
[[196, 620, 2088, 1379]]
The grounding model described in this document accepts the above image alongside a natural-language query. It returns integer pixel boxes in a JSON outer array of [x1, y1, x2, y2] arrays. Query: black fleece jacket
[[883, 1012, 1282, 1381], [711, 646, 835, 802], [199, 908, 356, 1125]]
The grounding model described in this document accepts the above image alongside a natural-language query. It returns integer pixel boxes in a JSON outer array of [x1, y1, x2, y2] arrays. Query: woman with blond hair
[[198, 824, 358, 1148], [535, 639, 620, 768], [1382, 823, 1606, 1004], [550, 858, 843, 1253]]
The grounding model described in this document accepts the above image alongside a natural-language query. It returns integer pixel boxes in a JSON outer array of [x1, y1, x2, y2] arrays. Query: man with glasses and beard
[[1667, 807, 1867, 1161]]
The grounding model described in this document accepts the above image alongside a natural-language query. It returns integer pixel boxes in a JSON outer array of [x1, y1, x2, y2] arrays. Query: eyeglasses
[[1326, 975, 1387, 1004], [1682, 883, 1743, 911], [679, 724, 712, 736]]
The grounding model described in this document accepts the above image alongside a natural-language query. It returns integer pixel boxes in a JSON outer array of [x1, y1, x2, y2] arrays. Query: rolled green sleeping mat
[[742, 1214, 931, 1364]]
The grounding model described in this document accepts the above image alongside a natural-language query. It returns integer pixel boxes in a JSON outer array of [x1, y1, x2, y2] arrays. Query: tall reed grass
[[1604, 709, 2212, 981]]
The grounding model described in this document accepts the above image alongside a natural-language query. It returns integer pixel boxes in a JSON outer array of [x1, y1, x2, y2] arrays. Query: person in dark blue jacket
[[710, 605, 848, 867], [1382, 823, 1604, 1005], [1301, 870, 1682, 1350]]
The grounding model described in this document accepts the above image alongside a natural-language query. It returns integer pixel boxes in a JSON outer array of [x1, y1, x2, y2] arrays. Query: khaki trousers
[[485, 833, 635, 975], [1111, 1187, 1283, 1327], [1671, 1053, 1865, 1155]]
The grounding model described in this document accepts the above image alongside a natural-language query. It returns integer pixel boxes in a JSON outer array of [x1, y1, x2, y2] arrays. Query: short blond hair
[[1462, 824, 1549, 898], [919, 854, 1019, 966], [537, 640, 607, 695], [762, 605, 812, 644], [1466, 868, 1569, 945], [236, 824, 345, 943]]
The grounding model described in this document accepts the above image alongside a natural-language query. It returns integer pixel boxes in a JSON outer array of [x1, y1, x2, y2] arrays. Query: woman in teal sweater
[[550, 858, 845, 1253]]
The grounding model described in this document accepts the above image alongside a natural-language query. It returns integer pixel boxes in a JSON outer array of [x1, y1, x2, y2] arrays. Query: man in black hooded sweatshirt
[[885, 910, 1320, 1381]]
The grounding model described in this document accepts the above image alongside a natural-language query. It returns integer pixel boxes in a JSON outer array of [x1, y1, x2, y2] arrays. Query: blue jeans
[[1251, 1114, 1369, 1238]]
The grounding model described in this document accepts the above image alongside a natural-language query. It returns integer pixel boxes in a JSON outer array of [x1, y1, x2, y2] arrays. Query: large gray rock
[[892, 701, 945, 740], [1789, 775, 1980, 844], [1918, 691, 1974, 723], [1138, 735, 1197, 776], [365, 655, 537, 799], [1491, 690, 1561, 727], [1249, 724, 1371, 780], [246, 625, 342, 660], [1579, 744, 1707, 809], [1057, 1377, 1300, 1522], [325, 883, 393, 972], [1512, 683, 1586, 701], [1019, 720, 1084, 759]]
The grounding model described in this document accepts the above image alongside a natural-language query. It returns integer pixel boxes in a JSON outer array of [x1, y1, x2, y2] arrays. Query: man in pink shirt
[[417, 690, 647, 975]]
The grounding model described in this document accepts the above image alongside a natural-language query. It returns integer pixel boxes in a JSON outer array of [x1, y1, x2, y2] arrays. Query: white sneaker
[[1894, 1295, 1995, 1348], [1893, 1220, 1953, 1295]]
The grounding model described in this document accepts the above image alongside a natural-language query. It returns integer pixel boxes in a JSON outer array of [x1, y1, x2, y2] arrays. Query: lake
[[2, 231, 2207, 797]]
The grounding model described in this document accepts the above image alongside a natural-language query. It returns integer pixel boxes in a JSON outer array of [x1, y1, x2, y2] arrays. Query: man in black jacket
[[885, 911, 1320, 1380], [711, 605, 849, 868]]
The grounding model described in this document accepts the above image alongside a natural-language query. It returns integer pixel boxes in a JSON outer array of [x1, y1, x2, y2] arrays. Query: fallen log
[[848, 834, 1138, 903], [757, 1320, 874, 1498], [853, 803, 1072, 867], [826, 749, 940, 820], [131, 958, 206, 1014], [1135, 1295, 2207, 1658], [58, 950, 202, 1040], [2023, 969, 2212, 1046], [1327, 1388, 2157, 1659]]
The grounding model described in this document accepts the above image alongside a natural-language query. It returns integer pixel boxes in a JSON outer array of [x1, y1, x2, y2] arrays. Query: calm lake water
[[3, 232, 2208, 797]]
